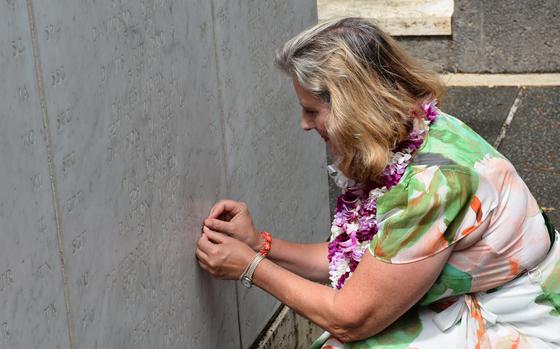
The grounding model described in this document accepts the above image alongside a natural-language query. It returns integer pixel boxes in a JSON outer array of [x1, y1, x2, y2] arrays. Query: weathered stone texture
[[397, 0, 560, 73], [0, 1, 326, 348]]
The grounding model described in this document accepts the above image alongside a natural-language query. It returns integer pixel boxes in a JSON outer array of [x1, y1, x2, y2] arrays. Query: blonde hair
[[275, 17, 444, 183]]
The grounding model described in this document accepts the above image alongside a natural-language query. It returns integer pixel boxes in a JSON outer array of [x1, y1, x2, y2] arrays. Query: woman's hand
[[196, 226, 255, 279], [203, 200, 261, 251]]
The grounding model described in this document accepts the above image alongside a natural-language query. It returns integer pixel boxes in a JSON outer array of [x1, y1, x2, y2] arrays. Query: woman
[[195, 17, 559, 348]]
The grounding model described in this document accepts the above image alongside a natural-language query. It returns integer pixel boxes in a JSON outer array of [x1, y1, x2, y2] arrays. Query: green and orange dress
[[312, 112, 559, 348]]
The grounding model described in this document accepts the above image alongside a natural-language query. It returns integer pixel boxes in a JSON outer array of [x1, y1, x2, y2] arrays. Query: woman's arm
[[264, 239, 329, 283], [252, 245, 451, 342], [196, 227, 451, 342]]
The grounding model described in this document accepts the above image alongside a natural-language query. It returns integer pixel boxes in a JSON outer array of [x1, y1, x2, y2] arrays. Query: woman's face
[[292, 78, 332, 150]]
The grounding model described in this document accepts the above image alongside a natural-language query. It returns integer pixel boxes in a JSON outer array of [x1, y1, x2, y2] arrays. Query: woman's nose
[[300, 116, 314, 131]]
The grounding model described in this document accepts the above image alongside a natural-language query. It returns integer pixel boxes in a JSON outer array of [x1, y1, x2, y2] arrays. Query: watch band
[[240, 253, 265, 288]]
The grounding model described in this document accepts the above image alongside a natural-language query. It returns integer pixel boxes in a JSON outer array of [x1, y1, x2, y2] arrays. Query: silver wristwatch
[[240, 253, 265, 288]]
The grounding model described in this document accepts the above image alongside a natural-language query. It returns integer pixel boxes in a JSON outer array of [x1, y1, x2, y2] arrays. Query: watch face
[[241, 276, 252, 288]]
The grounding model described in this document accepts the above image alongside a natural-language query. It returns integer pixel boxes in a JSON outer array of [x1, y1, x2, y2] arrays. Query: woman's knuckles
[[207, 259, 218, 269], [205, 218, 218, 228], [209, 246, 220, 258]]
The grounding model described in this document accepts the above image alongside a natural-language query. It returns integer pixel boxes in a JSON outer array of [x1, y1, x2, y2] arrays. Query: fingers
[[197, 232, 216, 254], [195, 247, 209, 263], [198, 226, 231, 254], [196, 239, 223, 278], [196, 229, 247, 280], [203, 226, 227, 244], [196, 255, 212, 274], [208, 200, 245, 219], [195, 244, 212, 272], [208, 200, 229, 219], [197, 260, 210, 273], [204, 218, 233, 234]]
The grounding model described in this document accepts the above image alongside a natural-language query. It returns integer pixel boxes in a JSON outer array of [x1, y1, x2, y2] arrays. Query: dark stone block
[[441, 87, 518, 143], [483, 1, 560, 74], [396, 0, 560, 73]]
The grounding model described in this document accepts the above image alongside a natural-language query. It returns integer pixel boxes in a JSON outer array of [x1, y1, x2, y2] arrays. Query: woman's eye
[[304, 109, 317, 117]]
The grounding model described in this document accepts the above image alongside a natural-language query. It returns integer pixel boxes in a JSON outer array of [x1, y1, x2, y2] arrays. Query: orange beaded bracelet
[[259, 231, 272, 256]]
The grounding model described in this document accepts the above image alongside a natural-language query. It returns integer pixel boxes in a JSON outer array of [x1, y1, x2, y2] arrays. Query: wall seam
[[25, 1, 75, 348], [209, 0, 244, 348]]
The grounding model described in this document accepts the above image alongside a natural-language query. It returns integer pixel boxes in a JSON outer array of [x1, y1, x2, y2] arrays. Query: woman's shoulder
[[406, 112, 525, 207], [372, 162, 480, 263], [418, 112, 505, 169], [397, 111, 515, 193]]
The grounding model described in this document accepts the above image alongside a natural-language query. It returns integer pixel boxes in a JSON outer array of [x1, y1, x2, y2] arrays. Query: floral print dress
[[311, 113, 560, 348]]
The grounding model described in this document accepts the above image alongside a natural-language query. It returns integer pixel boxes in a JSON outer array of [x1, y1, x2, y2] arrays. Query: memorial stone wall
[[0, 1, 330, 348]]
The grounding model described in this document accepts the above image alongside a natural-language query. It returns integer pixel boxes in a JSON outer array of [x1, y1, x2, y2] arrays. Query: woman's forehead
[[292, 78, 322, 106]]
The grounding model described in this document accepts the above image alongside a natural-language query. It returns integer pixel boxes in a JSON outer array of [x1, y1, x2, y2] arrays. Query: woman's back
[[370, 112, 551, 304]]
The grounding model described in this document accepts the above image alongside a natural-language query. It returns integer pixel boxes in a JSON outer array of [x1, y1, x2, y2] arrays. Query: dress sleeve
[[369, 165, 479, 264]]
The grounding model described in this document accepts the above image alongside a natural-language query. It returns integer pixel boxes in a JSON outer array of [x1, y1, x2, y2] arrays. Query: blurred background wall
[[0, 1, 330, 348]]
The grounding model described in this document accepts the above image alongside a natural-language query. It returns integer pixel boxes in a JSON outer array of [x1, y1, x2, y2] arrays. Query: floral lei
[[327, 101, 438, 289]]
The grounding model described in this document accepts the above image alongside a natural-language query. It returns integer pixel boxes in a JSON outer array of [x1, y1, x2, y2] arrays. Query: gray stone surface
[[0, 2, 69, 348], [1, 0, 326, 348], [441, 87, 518, 142], [499, 88, 560, 226], [210, 1, 331, 346], [32, 1, 240, 347], [397, 0, 560, 73]]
